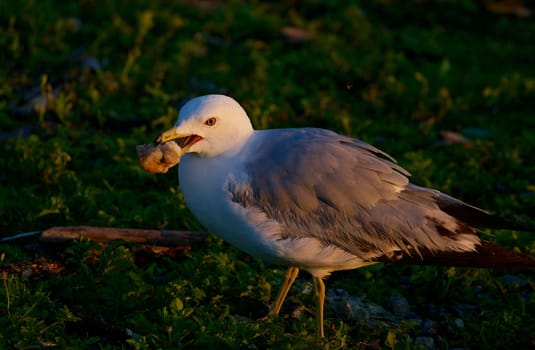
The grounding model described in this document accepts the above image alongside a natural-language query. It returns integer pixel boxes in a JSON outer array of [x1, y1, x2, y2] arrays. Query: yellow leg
[[313, 276, 325, 338], [271, 266, 299, 315]]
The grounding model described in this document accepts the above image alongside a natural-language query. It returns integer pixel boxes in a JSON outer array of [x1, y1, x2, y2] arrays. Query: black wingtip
[[436, 193, 535, 233]]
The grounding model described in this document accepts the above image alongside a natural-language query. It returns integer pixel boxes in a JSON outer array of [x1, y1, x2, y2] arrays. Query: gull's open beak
[[154, 127, 203, 154]]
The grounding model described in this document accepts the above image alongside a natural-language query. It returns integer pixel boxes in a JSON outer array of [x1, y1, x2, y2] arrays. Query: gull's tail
[[375, 240, 535, 270], [435, 191, 535, 233], [374, 187, 535, 269]]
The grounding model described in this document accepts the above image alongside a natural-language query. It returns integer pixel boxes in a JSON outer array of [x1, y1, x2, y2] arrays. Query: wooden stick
[[39, 226, 207, 247]]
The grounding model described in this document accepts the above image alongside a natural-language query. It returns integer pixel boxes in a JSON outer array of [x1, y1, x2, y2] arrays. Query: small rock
[[428, 303, 437, 314], [333, 288, 350, 297], [325, 288, 392, 322], [290, 304, 307, 319], [422, 320, 439, 335], [125, 327, 141, 341], [406, 317, 423, 329], [502, 275, 529, 288], [414, 336, 435, 349], [454, 318, 464, 329], [388, 295, 410, 318]]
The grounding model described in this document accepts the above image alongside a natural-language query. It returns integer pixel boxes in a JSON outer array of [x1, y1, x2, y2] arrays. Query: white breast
[[179, 153, 285, 262]]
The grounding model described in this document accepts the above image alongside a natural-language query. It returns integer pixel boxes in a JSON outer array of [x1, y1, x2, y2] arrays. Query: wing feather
[[228, 128, 482, 260]]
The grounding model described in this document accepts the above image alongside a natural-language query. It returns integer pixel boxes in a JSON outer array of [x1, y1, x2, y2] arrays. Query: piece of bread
[[136, 142, 181, 174]]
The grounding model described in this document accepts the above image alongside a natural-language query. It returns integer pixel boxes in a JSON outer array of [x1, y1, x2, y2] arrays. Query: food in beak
[[136, 141, 181, 174]]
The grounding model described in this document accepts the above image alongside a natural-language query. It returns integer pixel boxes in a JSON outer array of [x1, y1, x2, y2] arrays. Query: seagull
[[155, 94, 535, 337]]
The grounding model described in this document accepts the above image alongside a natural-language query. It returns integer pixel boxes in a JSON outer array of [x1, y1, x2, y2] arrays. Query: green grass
[[1, 0, 535, 348]]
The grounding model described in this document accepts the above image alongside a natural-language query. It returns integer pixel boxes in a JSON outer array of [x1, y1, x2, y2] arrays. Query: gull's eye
[[205, 117, 217, 126]]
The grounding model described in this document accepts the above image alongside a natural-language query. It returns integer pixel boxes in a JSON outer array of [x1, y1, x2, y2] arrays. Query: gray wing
[[228, 128, 483, 260]]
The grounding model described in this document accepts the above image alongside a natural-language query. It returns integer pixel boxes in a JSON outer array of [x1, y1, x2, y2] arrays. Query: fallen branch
[[39, 226, 207, 247], [1, 226, 207, 247]]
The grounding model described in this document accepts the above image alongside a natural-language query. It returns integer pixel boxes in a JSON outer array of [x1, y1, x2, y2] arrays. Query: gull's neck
[[208, 127, 256, 159]]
